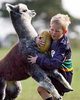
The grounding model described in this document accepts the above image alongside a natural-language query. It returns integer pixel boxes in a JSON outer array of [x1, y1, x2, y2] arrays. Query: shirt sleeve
[[36, 43, 67, 70]]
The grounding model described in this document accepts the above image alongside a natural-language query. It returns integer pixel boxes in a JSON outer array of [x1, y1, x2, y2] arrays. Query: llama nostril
[[31, 10, 36, 16], [31, 10, 35, 12]]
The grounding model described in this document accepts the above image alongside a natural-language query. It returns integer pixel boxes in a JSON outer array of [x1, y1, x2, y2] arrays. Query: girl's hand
[[27, 55, 38, 64]]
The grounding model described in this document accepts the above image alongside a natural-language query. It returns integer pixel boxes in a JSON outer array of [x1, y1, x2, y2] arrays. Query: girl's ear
[[63, 29, 67, 34], [62, 27, 67, 34]]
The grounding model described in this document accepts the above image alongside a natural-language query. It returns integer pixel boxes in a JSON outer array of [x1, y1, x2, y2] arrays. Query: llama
[[0, 3, 72, 100], [0, 3, 61, 100], [6, 3, 73, 91]]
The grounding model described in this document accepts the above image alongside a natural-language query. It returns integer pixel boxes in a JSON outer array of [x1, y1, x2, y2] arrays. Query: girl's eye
[[39, 37, 42, 39], [51, 29, 54, 31]]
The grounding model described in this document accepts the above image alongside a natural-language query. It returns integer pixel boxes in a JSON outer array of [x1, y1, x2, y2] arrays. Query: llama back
[[0, 44, 30, 81]]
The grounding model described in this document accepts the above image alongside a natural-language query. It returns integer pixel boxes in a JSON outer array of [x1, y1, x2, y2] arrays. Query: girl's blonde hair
[[50, 14, 71, 33]]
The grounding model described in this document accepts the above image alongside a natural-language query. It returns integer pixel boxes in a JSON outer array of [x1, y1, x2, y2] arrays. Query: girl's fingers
[[27, 55, 32, 61], [28, 55, 32, 58]]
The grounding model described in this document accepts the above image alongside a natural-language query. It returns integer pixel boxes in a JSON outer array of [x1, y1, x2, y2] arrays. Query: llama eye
[[23, 10, 27, 12]]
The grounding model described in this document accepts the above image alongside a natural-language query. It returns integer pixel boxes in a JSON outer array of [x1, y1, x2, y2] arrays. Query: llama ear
[[6, 3, 14, 12]]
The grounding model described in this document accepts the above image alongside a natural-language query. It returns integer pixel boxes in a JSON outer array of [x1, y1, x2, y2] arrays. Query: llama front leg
[[4, 81, 22, 100], [52, 69, 73, 91], [29, 64, 62, 100], [0, 78, 6, 100]]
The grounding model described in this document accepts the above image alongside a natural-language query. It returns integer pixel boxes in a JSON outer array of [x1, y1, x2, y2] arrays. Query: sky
[[62, 0, 80, 19], [0, 0, 15, 8], [0, 0, 80, 39]]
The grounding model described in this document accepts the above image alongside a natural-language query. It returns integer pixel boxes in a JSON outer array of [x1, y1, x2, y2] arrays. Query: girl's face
[[49, 22, 64, 40]]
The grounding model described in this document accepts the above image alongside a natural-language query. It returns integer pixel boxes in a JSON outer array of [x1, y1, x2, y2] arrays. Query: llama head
[[6, 3, 36, 22], [6, 3, 37, 39]]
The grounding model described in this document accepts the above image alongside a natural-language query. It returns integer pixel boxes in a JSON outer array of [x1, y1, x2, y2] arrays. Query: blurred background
[[0, 0, 80, 48], [0, 0, 80, 100]]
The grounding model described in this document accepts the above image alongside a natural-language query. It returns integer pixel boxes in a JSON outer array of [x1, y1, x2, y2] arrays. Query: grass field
[[0, 48, 80, 100]]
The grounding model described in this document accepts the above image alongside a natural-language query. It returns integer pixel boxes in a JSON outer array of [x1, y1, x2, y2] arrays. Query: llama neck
[[24, 22, 38, 39], [12, 18, 38, 40]]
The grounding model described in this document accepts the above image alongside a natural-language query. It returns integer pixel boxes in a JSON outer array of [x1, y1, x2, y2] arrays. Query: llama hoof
[[58, 97, 62, 100], [57, 96, 62, 100], [67, 87, 73, 92], [53, 94, 62, 100], [68, 88, 73, 91], [65, 85, 73, 91], [54, 96, 63, 100]]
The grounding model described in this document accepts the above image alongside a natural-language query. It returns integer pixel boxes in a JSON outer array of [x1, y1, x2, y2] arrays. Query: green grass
[[0, 48, 80, 100]]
